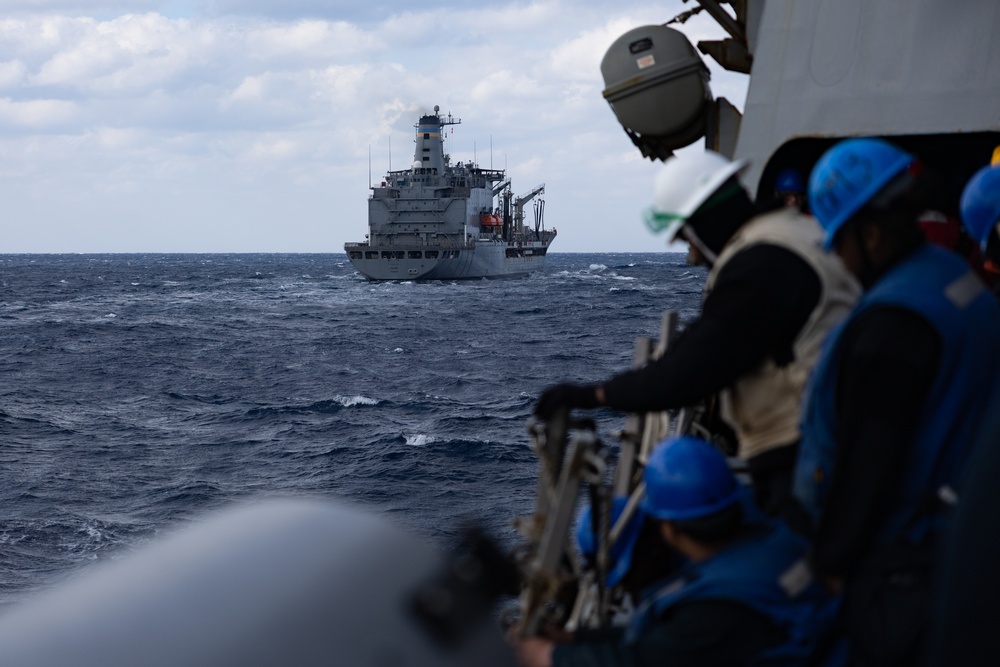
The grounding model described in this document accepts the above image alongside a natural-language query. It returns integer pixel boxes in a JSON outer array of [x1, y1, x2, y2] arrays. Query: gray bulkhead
[[366, 182, 494, 245], [733, 0, 1000, 195]]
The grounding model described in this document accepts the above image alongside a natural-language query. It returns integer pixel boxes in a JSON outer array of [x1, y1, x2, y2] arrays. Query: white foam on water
[[334, 395, 379, 407], [405, 434, 435, 447]]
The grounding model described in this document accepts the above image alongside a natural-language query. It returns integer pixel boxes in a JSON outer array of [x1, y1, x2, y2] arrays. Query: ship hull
[[345, 241, 550, 281]]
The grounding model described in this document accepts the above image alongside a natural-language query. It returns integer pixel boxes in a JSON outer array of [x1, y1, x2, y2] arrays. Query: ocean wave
[[334, 395, 379, 407], [243, 395, 380, 418], [608, 283, 656, 293], [165, 392, 238, 405], [0, 252, 706, 601]]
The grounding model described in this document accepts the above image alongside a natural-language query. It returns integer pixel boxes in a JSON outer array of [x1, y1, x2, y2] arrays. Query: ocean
[[0, 252, 705, 607]]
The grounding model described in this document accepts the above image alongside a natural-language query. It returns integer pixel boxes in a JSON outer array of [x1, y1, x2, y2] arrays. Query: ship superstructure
[[345, 106, 556, 280]]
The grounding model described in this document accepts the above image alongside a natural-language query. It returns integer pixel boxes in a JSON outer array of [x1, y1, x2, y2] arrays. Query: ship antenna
[[388, 136, 392, 172], [368, 145, 371, 188], [490, 135, 493, 170]]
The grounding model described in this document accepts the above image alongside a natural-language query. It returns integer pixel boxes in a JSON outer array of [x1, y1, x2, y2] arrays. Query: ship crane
[[512, 183, 545, 234], [491, 178, 511, 197]]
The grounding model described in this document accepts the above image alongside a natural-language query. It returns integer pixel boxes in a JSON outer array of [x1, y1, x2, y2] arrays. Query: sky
[[0, 1, 749, 253]]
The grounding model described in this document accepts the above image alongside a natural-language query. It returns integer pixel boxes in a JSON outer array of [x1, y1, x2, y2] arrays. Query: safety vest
[[705, 209, 860, 460], [795, 243, 1000, 546], [626, 521, 835, 665]]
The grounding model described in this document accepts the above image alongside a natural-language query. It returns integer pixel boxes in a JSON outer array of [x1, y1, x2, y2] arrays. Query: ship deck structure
[[345, 106, 556, 280]]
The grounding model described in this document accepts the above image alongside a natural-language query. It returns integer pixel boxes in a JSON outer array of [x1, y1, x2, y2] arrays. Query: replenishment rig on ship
[[345, 106, 556, 280]]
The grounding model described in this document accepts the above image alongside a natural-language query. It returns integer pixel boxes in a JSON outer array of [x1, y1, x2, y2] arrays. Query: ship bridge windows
[[381, 250, 405, 259], [348, 251, 362, 260], [408, 251, 423, 259], [365, 251, 379, 259], [425, 250, 439, 259]]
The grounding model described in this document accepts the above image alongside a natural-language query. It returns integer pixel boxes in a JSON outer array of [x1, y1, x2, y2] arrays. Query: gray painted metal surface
[[0, 500, 517, 667], [345, 106, 556, 280], [734, 0, 1000, 191]]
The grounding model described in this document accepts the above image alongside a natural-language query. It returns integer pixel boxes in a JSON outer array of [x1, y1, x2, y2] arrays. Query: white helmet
[[644, 151, 749, 242]]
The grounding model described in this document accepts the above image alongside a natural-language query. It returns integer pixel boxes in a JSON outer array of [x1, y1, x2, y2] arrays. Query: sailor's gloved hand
[[533, 383, 600, 420]]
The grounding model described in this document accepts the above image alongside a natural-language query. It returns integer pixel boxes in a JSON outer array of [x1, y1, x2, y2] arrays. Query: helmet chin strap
[[680, 225, 718, 267]]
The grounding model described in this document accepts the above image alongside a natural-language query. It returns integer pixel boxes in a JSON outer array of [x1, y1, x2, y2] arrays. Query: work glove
[[533, 383, 600, 420]]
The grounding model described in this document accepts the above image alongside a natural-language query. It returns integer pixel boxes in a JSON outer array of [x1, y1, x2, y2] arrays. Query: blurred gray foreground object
[[0, 499, 517, 667]]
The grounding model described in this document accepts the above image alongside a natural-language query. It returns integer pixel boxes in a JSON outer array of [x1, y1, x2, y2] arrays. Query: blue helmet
[[775, 167, 805, 194], [808, 138, 916, 249], [576, 496, 645, 587], [641, 436, 742, 521], [960, 165, 1000, 252]]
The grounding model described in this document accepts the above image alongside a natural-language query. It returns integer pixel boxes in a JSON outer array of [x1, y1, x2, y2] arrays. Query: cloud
[[549, 17, 640, 83], [0, 97, 76, 127], [0, 60, 28, 89], [244, 136, 299, 160], [26, 14, 219, 95], [0, 1, 749, 252], [244, 19, 379, 60], [3, 1, 161, 16]]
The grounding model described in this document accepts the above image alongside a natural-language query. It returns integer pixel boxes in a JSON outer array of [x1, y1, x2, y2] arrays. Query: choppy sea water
[[0, 253, 705, 606]]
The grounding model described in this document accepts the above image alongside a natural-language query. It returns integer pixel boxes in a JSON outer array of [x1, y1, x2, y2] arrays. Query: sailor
[[512, 436, 834, 667], [774, 167, 807, 211], [906, 162, 997, 287], [794, 137, 1000, 665], [574, 496, 682, 616], [927, 392, 1000, 666], [959, 162, 1000, 289], [534, 151, 859, 529]]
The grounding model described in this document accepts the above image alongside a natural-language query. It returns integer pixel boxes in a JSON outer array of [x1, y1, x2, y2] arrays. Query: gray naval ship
[[345, 106, 556, 280]]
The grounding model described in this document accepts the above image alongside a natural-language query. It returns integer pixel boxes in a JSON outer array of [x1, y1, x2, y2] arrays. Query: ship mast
[[412, 105, 461, 174]]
